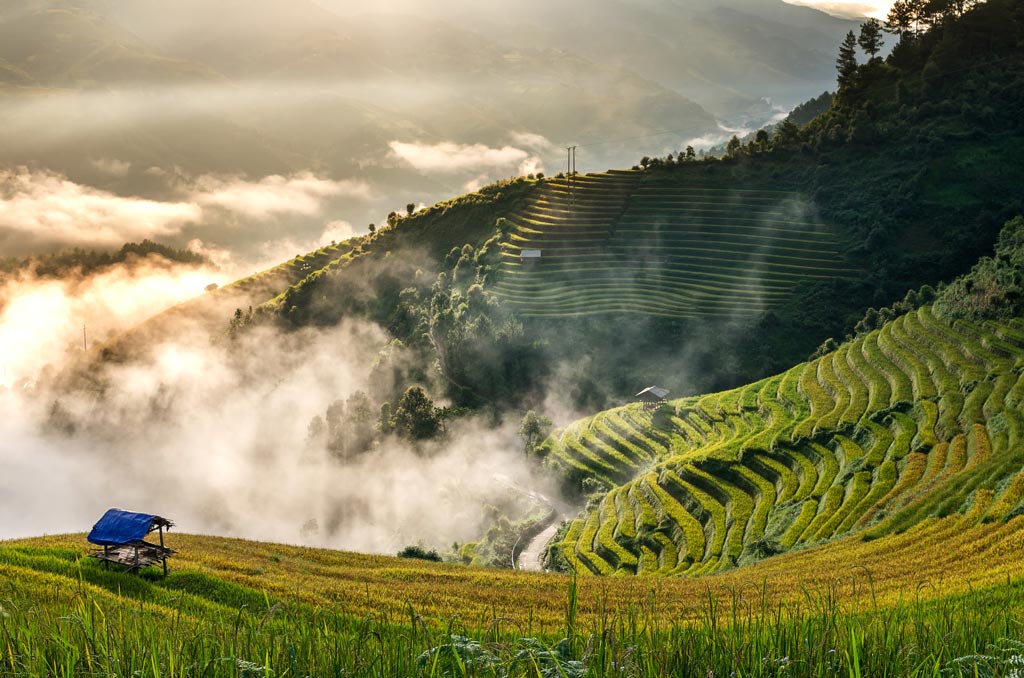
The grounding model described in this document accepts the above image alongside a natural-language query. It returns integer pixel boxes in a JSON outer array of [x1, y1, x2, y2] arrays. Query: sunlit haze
[[784, 0, 894, 18]]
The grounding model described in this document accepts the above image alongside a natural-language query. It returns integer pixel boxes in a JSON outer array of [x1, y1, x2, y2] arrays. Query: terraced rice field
[[551, 308, 1024, 575], [494, 171, 858, 318]]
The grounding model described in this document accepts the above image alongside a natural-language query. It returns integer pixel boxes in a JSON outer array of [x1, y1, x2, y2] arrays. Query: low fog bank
[[0, 259, 228, 387], [0, 279, 556, 553]]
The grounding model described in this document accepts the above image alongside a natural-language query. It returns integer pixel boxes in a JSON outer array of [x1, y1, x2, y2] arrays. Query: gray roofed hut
[[636, 386, 670, 410], [520, 249, 542, 268]]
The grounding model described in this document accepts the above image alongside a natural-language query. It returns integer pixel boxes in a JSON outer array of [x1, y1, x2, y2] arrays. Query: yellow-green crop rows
[[552, 308, 1024, 575], [493, 171, 858, 317]]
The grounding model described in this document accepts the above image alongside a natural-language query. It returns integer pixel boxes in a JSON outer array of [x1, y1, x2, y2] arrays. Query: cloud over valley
[[192, 172, 372, 220], [0, 168, 372, 258], [0, 169, 201, 250], [389, 137, 548, 177]]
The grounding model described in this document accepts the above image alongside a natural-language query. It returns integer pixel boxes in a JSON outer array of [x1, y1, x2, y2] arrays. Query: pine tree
[[858, 18, 884, 59], [885, 1, 916, 40], [836, 31, 859, 91]]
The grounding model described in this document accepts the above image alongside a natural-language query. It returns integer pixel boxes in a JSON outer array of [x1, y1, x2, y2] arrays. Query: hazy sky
[[785, 0, 892, 18]]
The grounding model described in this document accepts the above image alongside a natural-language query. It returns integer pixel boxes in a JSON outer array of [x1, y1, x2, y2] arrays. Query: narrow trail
[[511, 489, 575, 572], [517, 519, 561, 572]]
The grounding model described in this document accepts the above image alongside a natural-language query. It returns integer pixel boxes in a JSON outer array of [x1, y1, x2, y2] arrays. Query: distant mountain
[[0, 0, 724, 253], [0, 5, 223, 87], [317, 0, 861, 118]]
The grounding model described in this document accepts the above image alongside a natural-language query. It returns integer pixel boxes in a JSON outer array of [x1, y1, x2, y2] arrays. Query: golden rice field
[[4, 517, 1024, 676], [5, 506, 1024, 632]]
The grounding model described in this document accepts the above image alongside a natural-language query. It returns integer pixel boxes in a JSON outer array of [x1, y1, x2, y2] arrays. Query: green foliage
[[397, 545, 442, 562], [858, 18, 884, 59], [519, 410, 553, 455], [836, 31, 859, 91], [786, 91, 833, 127], [650, 403, 676, 430], [946, 638, 1024, 678], [393, 385, 440, 441], [936, 217, 1024, 321]]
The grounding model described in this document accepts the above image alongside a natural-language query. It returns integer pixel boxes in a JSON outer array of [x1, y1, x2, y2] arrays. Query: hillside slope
[[495, 170, 856, 318], [77, 0, 1024, 414], [4, 522, 1024, 675], [549, 300, 1024, 575]]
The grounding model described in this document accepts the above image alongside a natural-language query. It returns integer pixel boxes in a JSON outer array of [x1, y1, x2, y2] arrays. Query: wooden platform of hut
[[87, 509, 175, 575]]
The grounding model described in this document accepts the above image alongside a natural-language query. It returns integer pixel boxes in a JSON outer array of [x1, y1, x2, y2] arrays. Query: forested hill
[[0, 240, 208, 279], [91, 0, 1024, 427]]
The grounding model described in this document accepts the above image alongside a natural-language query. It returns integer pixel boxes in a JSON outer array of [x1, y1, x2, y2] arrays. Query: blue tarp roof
[[87, 508, 158, 546]]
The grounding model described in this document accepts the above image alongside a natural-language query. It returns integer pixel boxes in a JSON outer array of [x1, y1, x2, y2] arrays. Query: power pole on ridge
[[566, 145, 577, 212]]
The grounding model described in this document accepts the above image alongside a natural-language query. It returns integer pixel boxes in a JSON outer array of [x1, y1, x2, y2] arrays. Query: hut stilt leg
[[159, 526, 168, 576]]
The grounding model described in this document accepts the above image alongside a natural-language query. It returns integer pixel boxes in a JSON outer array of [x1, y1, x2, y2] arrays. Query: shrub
[[397, 545, 441, 562]]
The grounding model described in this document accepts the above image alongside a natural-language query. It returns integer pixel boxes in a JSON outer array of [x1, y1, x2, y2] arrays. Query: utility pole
[[566, 145, 577, 211]]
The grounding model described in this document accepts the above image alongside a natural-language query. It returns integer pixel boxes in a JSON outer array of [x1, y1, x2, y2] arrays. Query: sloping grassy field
[[3, 525, 1024, 676]]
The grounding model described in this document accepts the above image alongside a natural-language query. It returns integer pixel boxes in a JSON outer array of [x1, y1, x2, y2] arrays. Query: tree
[[685, 145, 696, 161], [393, 385, 440, 440], [338, 390, 376, 455], [754, 129, 770, 151], [435, 405, 463, 434], [773, 119, 800, 147], [368, 223, 376, 233], [378, 402, 394, 435], [858, 18, 884, 59], [406, 203, 415, 216], [518, 410, 553, 454], [725, 135, 742, 158], [920, 0, 949, 27], [885, 1, 916, 40], [836, 31, 859, 91]]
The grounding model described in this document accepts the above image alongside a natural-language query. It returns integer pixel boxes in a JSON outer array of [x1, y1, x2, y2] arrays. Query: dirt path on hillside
[[513, 489, 574, 572], [517, 518, 561, 572]]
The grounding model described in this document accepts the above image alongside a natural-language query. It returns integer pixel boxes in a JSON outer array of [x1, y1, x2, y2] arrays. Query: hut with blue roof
[[87, 508, 175, 575]]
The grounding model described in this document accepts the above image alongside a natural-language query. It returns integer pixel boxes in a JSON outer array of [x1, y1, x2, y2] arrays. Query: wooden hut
[[635, 386, 670, 410], [520, 249, 542, 268], [87, 508, 175, 575]]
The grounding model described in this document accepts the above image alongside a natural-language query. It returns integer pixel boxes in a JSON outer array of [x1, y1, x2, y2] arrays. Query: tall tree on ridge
[[885, 1, 916, 41], [858, 18, 884, 60], [836, 31, 859, 91]]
